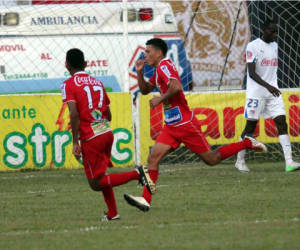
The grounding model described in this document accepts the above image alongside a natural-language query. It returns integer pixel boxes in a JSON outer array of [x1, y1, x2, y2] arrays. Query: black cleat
[[137, 165, 156, 194], [101, 212, 120, 222]]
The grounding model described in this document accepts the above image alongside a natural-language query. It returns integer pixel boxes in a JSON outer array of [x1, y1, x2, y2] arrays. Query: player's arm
[[149, 78, 182, 109], [67, 101, 81, 158], [136, 59, 155, 95], [103, 89, 112, 121], [247, 62, 281, 97], [106, 106, 112, 122]]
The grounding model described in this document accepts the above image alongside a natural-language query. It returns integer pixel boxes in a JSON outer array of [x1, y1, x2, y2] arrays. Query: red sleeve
[[61, 80, 76, 104], [157, 62, 178, 85]]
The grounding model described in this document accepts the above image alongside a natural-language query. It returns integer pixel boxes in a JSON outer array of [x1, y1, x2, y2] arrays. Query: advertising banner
[[0, 93, 134, 171], [170, 1, 251, 89], [139, 90, 300, 165]]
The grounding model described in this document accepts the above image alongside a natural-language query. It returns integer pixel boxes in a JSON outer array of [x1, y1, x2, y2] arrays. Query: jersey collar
[[74, 71, 86, 75], [157, 57, 169, 67]]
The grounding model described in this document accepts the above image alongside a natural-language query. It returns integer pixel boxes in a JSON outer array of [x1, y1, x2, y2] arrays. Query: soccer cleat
[[124, 194, 150, 212], [235, 160, 250, 173], [244, 135, 268, 153], [137, 165, 156, 194], [101, 213, 120, 222], [285, 161, 300, 172]]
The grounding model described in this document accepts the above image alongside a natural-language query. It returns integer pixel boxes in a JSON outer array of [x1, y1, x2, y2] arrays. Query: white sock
[[237, 137, 246, 162], [278, 134, 292, 166]]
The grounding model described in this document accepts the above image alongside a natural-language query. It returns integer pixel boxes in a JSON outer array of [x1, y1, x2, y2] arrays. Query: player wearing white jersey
[[236, 19, 300, 173]]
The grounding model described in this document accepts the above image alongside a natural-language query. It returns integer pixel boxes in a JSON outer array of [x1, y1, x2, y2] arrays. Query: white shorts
[[244, 96, 286, 120]]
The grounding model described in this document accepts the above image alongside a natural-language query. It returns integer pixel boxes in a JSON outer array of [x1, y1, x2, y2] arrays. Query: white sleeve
[[246, 42, 258, 63]]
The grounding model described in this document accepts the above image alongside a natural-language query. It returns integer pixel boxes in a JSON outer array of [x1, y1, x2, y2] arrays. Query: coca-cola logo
[[74, 75, 102, 87], [261, 58, 278, 66]]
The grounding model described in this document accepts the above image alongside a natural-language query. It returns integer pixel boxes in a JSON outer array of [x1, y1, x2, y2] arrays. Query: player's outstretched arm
[[136, 59, 155, 95], [248, 63, 281, 97]]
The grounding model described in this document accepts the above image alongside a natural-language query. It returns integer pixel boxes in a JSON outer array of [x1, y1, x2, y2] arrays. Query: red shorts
[[81, 131, 114, 179], [156, 116, 210, 154]]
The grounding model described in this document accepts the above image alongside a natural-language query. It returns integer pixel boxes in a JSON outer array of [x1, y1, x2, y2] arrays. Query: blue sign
[[0, 75, 121, 94], [131, 39, 193, 91]]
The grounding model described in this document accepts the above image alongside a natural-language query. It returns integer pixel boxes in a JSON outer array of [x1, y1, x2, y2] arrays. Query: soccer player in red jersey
[[61, 48, 154, 221], [124, 38, 267, 212]]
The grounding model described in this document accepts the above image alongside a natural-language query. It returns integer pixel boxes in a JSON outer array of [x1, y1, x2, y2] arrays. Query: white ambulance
[[0, 1, 192, 94]]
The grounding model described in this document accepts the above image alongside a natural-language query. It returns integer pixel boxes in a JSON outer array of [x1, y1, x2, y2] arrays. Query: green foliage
[[0, 162, 299, 250]]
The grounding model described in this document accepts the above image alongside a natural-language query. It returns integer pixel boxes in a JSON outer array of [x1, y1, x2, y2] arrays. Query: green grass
[[0, 162, 299, 250]]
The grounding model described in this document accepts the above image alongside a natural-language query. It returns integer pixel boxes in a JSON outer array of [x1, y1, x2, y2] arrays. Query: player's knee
[[205, 160, 215, 166], [201, 153, 221, 166], [89, 183, 102, 191], [242, 120, 258, 137], [204, 158, 219, 166], [274, 115, 288, 134], [88, 179, 102, 191], [148, 152, 161, 166]]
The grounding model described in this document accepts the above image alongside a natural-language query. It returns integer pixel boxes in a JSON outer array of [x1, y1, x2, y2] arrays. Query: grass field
[[0, 162, 299, 250]]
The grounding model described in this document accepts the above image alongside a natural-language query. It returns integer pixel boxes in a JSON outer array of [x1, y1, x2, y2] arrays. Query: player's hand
[[149, 96, 161, 109], [72, 143, 82, 161], [266, 85, 281, 97], [135, 60, 145, 73]]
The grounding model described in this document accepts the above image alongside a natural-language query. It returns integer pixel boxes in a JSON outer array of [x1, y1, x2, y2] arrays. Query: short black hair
[[66, 48, 85, 69], [146, 38, 168, 57], [263, 18, 277, 30]]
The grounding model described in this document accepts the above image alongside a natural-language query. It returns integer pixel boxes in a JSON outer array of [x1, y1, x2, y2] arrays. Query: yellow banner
[[139, 90, 300, 164], [0, 93, 134, 171]]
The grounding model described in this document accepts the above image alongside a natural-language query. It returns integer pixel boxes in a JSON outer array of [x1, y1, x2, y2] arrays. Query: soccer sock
[[279, 134, 293, 165], [142, 170, 158, 204], [217, 140, 249, 160], [99, 171, 139, 188], [237, 137, 246, 162], [102, 187, 118, 218]]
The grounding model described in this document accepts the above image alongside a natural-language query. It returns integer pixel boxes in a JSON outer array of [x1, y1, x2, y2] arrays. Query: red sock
[[102, 187, 118, 218], [142, 170, 159, 204], [99, 171, 139, 188], [217, 140, 248, 160]]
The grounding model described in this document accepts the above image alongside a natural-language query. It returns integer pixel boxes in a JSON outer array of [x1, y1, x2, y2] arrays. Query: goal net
[[147, 0, 300, 165], [0, 0, 299, 172]]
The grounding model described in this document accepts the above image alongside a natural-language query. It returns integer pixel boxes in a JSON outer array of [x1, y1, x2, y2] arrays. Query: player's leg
[[124, 142, 172, 212], [235, 97, 265, 172], [81, 132, 120, 220], [96, 131, 147, 189], [180, 116, 266, 166], [198, 135, 267, 166], [235, 119, 258, 172], [265, 96, 300, 172], [274, 115, 300, 172], [124, 126, 176, 212]]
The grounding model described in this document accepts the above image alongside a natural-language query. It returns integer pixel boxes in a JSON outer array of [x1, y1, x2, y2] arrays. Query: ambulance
[[0, 1, 192, 94]]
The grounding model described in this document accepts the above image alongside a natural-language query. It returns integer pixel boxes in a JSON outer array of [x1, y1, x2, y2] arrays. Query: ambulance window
[[120, 8, 137, 22], [3, 13, 19, 26]]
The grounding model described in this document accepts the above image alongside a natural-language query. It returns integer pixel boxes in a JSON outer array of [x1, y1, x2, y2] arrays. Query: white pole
[[122, 0, 129, 92]]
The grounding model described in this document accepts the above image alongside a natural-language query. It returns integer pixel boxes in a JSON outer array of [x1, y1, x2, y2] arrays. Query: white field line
[[0, 167, 205, 180], [1, 217, 299, 236], [26, 189, 55, 194], [0, 189, 56, 198], [0, 174, 80, 180]]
